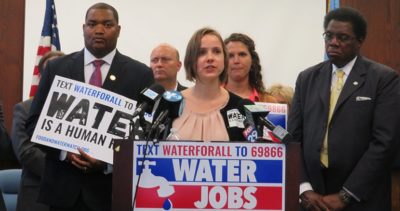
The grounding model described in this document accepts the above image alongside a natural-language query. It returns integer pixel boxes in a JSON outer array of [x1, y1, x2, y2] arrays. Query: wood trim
[[0, 0, 25, 132], [341, 0, 400, 73]]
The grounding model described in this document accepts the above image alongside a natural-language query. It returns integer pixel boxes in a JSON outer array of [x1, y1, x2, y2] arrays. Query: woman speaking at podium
[[166, 27, 248, 142]]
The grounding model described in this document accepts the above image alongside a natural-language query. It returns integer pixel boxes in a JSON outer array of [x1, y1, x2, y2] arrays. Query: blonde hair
[[266, 83, 294, 107]]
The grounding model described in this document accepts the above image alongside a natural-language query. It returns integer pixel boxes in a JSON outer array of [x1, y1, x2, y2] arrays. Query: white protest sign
[[31, 76, 137, 164]]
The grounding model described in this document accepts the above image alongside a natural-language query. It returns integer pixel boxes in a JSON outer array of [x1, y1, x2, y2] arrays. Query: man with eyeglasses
[[289, 7, 399, 211], [150, 43, 187, 91]]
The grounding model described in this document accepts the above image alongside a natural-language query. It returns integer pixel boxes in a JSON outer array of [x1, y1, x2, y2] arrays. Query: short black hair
[[38, 51, 65, 74], [324, 7, 367, 40], [85, 3, 119, 23]]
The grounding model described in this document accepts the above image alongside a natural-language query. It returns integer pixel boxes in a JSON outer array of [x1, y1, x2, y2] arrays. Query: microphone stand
[[162, 118, 172, 140], [128, 119, 135, 140], [152, 124, 166, 143], [139, 115, 151, 140], [146, 116, 168, 141]]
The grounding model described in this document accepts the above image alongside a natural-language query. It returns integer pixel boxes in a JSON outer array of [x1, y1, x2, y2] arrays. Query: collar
[[249, 88, 259, 102], [331, 56, 357, 77], [84, 48, 117, 66]]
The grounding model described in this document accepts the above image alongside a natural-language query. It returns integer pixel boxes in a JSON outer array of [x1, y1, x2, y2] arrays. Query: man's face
[[83, 8, 120, 58], [150, 46, 181, 83], [324, 20, 363, 67]]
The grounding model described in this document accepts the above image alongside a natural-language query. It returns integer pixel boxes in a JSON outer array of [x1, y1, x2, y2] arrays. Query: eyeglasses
[[323, 32, 356, 42]]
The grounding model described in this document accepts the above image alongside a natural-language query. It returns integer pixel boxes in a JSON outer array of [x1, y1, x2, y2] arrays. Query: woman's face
[[196, 34, 225, 82], [226, 41, 252, 83]]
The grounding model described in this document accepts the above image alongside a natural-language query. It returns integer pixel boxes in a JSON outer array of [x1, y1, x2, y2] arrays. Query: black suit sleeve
[[11, 101, 46, 176], [288, 71, 310, 184], [343, 69, 400, 200]]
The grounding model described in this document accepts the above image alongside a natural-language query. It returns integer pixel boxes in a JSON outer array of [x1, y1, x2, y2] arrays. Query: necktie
[[321, 69, 345, 167], [89, 60, 105, 87]]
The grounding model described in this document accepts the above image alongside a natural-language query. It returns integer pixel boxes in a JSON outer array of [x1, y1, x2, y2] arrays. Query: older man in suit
[[150, 43, 187, 91], [289, 7, 400, 211], [26, 3, 154, 211]]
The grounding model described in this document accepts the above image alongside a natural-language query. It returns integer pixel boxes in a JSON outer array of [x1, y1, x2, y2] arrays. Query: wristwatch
[[338, 189, 352, 205]]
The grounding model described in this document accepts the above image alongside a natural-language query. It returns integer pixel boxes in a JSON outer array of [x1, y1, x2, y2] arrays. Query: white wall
[[24, 0, 325, 100]]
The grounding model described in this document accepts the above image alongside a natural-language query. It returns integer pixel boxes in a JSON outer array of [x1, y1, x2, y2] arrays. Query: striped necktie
[[321, 69, 345, 167]]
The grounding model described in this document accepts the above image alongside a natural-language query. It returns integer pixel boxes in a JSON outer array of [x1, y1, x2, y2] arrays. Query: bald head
[[151, 43, 180, 60], [150, 43, 182, 90]]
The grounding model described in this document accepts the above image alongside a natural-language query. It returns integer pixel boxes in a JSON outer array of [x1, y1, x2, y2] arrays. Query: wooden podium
[[112, 140, 300, 210]]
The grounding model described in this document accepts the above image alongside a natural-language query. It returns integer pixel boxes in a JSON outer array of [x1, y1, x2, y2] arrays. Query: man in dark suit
[[0, 100, 20, 170], [26, 3, 154, 211], [12, 99, 49, 211], [289, 7, 400, 211], [11, 51, 64, 211], [150, 43, 187, 91]]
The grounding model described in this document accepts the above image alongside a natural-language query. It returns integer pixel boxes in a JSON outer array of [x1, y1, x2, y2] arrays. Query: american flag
[[29, 0, 61, 97]]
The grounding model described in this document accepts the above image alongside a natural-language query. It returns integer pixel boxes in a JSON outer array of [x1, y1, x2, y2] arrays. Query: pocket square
[[356, 96, 372, 101]]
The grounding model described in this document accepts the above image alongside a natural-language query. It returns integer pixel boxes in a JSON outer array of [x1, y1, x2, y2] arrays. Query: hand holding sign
[[67, 149, 106, 173], [32, 76, 139, 164]]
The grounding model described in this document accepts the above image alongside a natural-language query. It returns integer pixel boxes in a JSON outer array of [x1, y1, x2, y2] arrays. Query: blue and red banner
[[132, 141, 286, 210]]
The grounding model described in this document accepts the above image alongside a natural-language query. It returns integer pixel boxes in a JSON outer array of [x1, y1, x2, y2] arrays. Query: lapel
[[333, 56, 366, 115], [70, 50, 85, 82], [102, 50, 127, 92], [317, 62, 333, 116]]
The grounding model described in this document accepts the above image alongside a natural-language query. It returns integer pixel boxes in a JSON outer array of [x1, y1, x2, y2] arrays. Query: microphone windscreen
[[243, 104, 269, 127], [139, 83, 165, 102], [138, 83, 165, 113], [156, 90, 183, 120]]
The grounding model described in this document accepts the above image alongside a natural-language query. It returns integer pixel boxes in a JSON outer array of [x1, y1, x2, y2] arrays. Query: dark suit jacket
[[289, 56, 400, 210], [26, 50, 154, 210], [0, 102, 20, 169], [11, 99, 48, 211]]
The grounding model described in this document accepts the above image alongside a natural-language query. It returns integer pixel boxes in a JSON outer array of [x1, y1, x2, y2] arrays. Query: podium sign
[[131, 141, 286, 210]]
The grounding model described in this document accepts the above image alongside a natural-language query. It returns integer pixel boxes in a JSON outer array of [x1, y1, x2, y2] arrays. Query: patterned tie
[[321, 69, 345, 167], [89, 60, 105, 87]]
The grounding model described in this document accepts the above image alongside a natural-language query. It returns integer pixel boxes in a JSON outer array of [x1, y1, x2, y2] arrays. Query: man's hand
[[322, 193, 346, 211], [300, 190, 330, 211], [66, 149, 106, 173]]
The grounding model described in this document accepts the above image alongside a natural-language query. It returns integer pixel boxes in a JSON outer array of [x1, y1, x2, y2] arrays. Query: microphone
[[155, 90, 183, 120], [132, 84, 165, 118], [151, 110, 169, 132], [150, 90, 183, 140], [239, 99, 259, 142], [242, 119, 258, 142], [258, 116, 292, 143], [243, 104, 270, 137]]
